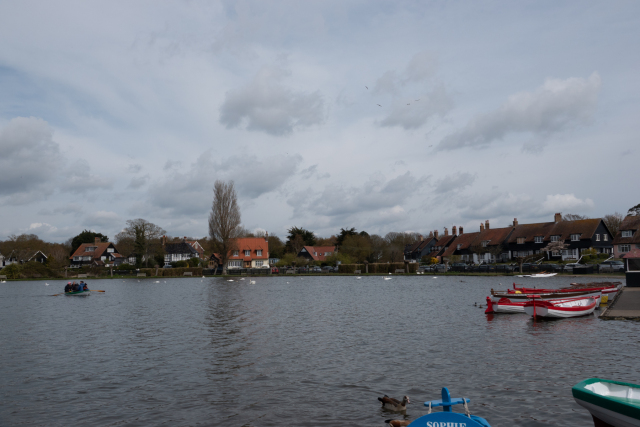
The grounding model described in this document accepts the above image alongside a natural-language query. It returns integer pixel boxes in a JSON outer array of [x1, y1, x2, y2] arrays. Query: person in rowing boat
[[82, 282, 88, 291], [64, 282, 72, 293], [72, 281, 80, 292]]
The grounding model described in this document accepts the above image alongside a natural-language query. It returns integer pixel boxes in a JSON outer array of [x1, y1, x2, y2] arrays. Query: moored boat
[[517, 273, 557, 278], [511, 283, 621, 301], [64, 290, 91, 296], [572, 378, 640, 427], [491, 289, 602, 304], [407, 387, 491, 427], [523, 295, 598, 319]]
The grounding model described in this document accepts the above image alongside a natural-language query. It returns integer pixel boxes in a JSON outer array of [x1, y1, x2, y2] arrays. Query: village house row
[[403, 213, 640, 264]]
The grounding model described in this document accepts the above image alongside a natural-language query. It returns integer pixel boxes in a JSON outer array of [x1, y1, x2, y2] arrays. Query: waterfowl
[[378, 395, 410, 411], [385, 419, 411, 427]]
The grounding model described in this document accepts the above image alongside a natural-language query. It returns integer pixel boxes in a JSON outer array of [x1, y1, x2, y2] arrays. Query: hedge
[[338, 263, 418, 274]]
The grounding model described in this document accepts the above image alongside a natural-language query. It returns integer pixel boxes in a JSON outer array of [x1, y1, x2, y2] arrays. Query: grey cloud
[[147, 151, 302, 216], [300, 164, 330, 180], [434, 172, 476, 194], [163, 160, 182, 171], [38, 203, 84, 216], [63, 159, 113, 194], [379, 84, 453, 130], [219, 65, 326, 136], [82, 211, 122, 228], [128, 174, 150, 189], [288, 172, 418, 219], [403, 51, 438, 84], [0, 117, 61, 203], [437, 73, 601, 151], [373, 71, 399, 95], [127, 164, 143, 173]]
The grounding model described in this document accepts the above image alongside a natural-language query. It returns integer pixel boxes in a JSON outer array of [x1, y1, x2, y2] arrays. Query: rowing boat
[[516, 273, 557, 278], [572, 378, 640, 426], [490, 289, 601, 303], [523, 295, 598, 319], [408, 387, 491, 427], [511, 283, 620, 300], [64, 290, 91, 296]]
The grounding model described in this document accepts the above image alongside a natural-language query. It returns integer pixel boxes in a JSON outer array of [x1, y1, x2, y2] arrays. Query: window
[[232, 250, 239, 257], [255, 260, 263, 267], [74, 256, 81, 261], [622, 230, 633, 238], [229, 260, 242, 267], [534, 236, 543, 243], [325, 252, 331, 256], [517, 237, 525, 244], [482, 240, 489, 247], [257, 250, 262, 257], [596, 234, 600, 241], [107, 248, 114, 253], [604, 234, 608, 241], [552, 250, 560, 256], [619, 245, 631, 253], [571, 234, 581, 241], [85, 246, 97, 252], [83, 256, 91, 261], [457, 244, 461, 250], [244, 250, 250, 256], [550, 235, 560, 242]]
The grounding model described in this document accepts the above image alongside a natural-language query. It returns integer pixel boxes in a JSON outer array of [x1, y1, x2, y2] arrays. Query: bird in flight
[[415, 99, 420, 101], [377, 104, 381, 107], [429, 145, 433, 147], [365, 86, 368, 89], [407, 103, 410, 105]]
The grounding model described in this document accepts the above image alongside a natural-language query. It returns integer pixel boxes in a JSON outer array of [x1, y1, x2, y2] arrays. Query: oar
[[90, 290, 105, 292]]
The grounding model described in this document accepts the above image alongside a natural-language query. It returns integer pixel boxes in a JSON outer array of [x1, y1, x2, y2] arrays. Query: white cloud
[[541, 194, 594, 214], [82, 211, 122, 228], [63, 159, 113, 194], [434, 172, 476, 194], [438, 73, 601, 151], [128, 175, 150, 189], [219, 65, 326, 136]]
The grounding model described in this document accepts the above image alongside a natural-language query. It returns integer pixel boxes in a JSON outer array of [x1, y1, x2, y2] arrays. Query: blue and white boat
[[408, 387, 491, 427]]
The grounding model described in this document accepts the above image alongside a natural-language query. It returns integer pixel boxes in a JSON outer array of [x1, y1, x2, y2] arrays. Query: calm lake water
[[1, 275, 637, 427]]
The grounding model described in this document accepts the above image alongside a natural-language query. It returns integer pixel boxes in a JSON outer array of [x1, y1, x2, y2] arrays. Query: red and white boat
[[485, 296, 527, 314], [490, 289, 602, 304], [523, 295, 598, 319], [510, 283, 620, 301], [485, 290, 601, 314]]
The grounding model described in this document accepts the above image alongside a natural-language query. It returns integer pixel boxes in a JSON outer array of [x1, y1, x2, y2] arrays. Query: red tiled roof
[[622, 248, 640, 259], [299, 245, 337, 261], [69, 242, 116, 260], [507, 219, 601, 243], [442, 232, 479, 256], [229, 237, 269, 261], [612, 216, 640, 245]]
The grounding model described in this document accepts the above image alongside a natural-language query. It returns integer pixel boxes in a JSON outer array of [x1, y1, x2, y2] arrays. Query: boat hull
[[64, 290, 91, 296], [572, 378, 640, 427], [523, 297, 597, 318], [491, 290, 601, 304]]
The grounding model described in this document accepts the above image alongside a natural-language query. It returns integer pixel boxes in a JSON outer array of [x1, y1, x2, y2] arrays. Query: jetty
[[600, 287, 640, 320]]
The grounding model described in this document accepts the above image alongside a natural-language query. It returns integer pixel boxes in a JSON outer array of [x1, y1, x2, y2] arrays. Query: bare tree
[[540, 240, 570, 265], [603, 212, 624, 237], [628, 203, 640, 216], [208, 180, 242, 275], [118, 219, 166, 267]]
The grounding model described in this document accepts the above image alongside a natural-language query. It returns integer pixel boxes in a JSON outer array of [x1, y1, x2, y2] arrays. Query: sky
[[1, 1, 639, 243]]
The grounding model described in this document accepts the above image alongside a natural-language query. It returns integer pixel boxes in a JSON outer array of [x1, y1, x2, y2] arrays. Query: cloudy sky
[[1, 1, 639, 242]]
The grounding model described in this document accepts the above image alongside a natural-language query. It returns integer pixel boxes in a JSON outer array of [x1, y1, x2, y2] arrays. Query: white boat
[[516, 273, 557, 278], [573, 378, 640, 427], [490, 289, 602, 304], [523, 296, 598, 318]]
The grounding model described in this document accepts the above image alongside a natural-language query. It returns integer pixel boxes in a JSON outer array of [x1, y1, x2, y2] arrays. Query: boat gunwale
[[572, 378, 640, 422]]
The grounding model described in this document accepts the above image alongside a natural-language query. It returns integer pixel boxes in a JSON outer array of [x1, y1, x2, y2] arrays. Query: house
[[27, 251, 48, 264], [163, 236, 206, 260], [227, 237, 270, 269], [505, 213, 614, 261], [163, 237, 199, 265], [4, 251, 19, 266], [297, 246, 337, 262], [442, 227, 479, 263], [69, 237, 124, 267], [404, 234, 437, 262], [468, 221, 515, 263], [612, 215, 640, 258]]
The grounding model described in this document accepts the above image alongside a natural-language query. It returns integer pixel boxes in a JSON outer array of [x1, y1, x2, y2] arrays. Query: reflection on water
[[0, 275, 637, 426]]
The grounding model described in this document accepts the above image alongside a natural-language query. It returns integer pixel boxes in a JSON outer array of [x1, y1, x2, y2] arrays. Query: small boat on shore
[[64, 290, 91, 296], [407, 387, 491, 427], [572, 378, 640, 426], [523, 295, 598, 319]]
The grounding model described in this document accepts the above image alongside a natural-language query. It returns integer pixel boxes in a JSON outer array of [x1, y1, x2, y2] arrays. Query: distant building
[[69, 238, 124, 267], [297, 246, 336, 262], [162, 236, 199, 266], [27, 251, 48, 264], [612, 215, 640, 258], [208, 237, 270, 269]]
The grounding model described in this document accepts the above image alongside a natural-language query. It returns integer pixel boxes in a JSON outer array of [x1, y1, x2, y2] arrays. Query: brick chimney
[[485, 220, 490, 230], [554, 213, 562, 223], [265, 231, 269, 241], [418, 234, 423, 241], [429, 231, 433, 237], [480, 222, 485, 232], [161, 235, 167, 246], [452, 226, 457, 236], [459, 226, 463, 235], [513, 218, 518, 226], [444, 227, 449, 236], [94, 237, 101, 245], [434, 230, 439, 239]]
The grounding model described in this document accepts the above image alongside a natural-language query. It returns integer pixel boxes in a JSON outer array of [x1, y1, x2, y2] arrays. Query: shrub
[[0, 264, 21, 279]]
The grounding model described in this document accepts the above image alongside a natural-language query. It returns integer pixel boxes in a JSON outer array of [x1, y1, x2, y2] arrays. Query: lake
[[1, 275, 637, 426]]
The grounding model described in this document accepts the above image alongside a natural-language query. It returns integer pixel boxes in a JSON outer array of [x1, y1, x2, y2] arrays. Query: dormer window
[[571, 234, 581, 241], [534, 236, 543, 243], [244, 250, 250, 256], [517, 237, 525, 244], [232, 250, 239, 257], [550, 235, 560, 242], [481, 240, 489, 247], [85, 246, 97, 252], [457, 244, 461, 250], [622, 230, 634, 238], [257, 250, 262, 256]]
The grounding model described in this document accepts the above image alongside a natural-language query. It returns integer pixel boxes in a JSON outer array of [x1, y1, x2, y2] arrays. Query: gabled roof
[[612, 216, 640, 245], [165, 242, 198, 255], [299, 245, 336, 261], [622, 248, 640, 259], [231, 237, 269, 260], [442, 232, 480, 256], [476, 227, 514, 247], [507, 218, 602, 243], [69, 242, 116, 260], [28, 251, 48, 261]]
